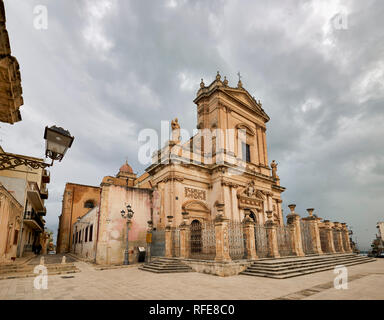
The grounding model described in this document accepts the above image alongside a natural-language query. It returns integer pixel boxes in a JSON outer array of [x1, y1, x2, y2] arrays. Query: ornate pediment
[[221, 87, 270, 122], [237, 181, 265, 209]]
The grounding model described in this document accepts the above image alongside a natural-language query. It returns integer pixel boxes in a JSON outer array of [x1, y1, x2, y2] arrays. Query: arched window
[[249, 211, 257, 223], [84, 200, 95, 209]]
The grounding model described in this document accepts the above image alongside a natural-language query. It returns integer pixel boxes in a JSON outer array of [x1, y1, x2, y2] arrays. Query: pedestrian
[[37, 243, 42, 255]]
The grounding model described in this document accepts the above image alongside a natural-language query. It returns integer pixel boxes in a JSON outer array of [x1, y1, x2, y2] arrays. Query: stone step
[[240, 257, 375, 279], [247, 257, 374, 275], [141, 264, 192, 271], [0, 263, 77, 272], [252, 253, 357, 267], [139, 266, 193, 274], [140, 258, 193, 274], [249, 256, 372, 272], [0, 268, 80, 280]]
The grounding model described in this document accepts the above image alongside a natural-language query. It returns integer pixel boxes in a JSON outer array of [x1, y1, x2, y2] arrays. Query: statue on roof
[[171, 118, 180, 130]]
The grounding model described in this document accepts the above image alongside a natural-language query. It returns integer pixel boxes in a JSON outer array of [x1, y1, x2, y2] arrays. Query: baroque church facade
[[62, 73, 352, 268], [138, 72, 285, 230]]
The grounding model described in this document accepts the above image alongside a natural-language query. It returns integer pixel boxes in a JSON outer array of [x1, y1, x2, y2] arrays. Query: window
[[75, 232, 78, 244], [84, 200, 95, 209], [85, 227, 88, 243], [73, 234, 75, 245], [242, 142, 251, 162], [89, 225, 93, 242]]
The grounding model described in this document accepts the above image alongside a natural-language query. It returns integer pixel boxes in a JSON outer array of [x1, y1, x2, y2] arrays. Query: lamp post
[[121, 204, 134, 265], [0, 125, 74, 170], [44, 125, 74, 165]]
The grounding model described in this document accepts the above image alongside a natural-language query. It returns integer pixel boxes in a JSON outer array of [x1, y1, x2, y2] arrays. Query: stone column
[[341, 223, 353, 253], [165, 215, 174, 258], [323, 220, 336, 254], [303, 208, 323, 255], [146, 220, 153, 263], [265, 211, 280, 258], [286, 204, 305, 257], [179, 212, 190, 259], [242, 210, 258, 260], [333, 222, 344, 253], [214, 213, 231, 262]]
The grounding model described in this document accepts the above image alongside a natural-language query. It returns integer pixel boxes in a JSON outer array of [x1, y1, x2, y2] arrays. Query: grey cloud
[[1, 0, 383, 249]]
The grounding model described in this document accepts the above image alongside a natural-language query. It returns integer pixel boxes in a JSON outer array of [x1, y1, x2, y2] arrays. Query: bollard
[[61, 256, 66, 264]]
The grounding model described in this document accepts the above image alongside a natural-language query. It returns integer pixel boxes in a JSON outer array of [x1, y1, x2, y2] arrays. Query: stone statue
[[171, 118, 181, 142], [171, 118, 180, 130], [271, 160, 278, 179], [245, 181, 255, 197]]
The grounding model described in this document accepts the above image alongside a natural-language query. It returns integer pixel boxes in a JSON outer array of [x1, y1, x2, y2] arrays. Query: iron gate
[[151, 230, 165, 257], [228, 221, 245, 260], [300, 221, 314, 255], [276, 225, 293, 257], [254, 224, 269, 258], [190, 220, 216, 260]]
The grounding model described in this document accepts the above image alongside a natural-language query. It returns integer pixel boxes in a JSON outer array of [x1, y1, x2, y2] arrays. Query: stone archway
[[182, 200, 211, 221]]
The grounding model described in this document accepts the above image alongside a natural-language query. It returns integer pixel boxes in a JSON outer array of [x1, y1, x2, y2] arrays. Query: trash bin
[[137, 247, 146, 262]]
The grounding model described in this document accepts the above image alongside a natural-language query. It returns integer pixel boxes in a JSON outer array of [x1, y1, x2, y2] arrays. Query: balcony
[[42, 169, 50, 183], [27, 181, 44, 212], [24, 210, 44, 231]]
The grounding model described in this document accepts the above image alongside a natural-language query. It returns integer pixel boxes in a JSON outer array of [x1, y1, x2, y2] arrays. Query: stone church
[[64, 72, 353, 271], [138, 71, 285, 229]]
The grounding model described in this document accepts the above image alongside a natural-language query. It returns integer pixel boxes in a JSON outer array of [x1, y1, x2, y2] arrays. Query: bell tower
[[193, 72, 271, 174]]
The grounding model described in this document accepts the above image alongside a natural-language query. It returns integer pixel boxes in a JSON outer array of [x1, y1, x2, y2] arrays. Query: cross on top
[[237, 71, 242, 82]]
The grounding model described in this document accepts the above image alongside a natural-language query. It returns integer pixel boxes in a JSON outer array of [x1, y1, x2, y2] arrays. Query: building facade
[[0, 151, 49, 258], [0, 0, 24, 124], [0, 182, 22, 262], [56, 183, 100, 253], [66, 73, 353, 266]]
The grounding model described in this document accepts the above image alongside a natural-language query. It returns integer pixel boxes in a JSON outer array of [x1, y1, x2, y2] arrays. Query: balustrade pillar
[[242, 211, 258, 260], [265, 211, 280, 258], [341, 223, 352, 253], [214, 213, 231, 262], [179, 212, 190, 258], [165, 215, 174, 257], [323, 220, 336, 254], [333, 222, 345, 253], [286, 204, 305, 257], [303, 208, 323, 255]]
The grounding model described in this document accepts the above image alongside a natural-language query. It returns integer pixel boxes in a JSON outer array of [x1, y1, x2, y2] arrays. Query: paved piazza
[[0, 259, 383, 300]]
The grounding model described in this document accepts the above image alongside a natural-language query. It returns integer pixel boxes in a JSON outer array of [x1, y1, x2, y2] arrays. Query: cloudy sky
[[1, 0, 383, 250]]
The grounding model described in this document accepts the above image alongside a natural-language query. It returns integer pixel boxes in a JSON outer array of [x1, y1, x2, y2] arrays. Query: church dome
[[119, 161, 133, 174]]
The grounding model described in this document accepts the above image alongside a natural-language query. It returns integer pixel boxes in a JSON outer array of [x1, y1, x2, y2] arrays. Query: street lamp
[[121, 204, 134, 265], [0, 125, 74, 170], [44, 125, 74, 165]]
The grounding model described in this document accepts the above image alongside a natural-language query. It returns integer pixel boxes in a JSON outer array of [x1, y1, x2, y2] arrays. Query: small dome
[[119, 161, 133, 174]]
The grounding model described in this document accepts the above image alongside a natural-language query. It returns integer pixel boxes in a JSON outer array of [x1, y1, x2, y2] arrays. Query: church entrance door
[[190, 220, 202, 254]]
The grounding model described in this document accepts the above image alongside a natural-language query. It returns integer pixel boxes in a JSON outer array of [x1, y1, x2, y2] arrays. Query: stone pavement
[[0, 258, 383, 300]]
